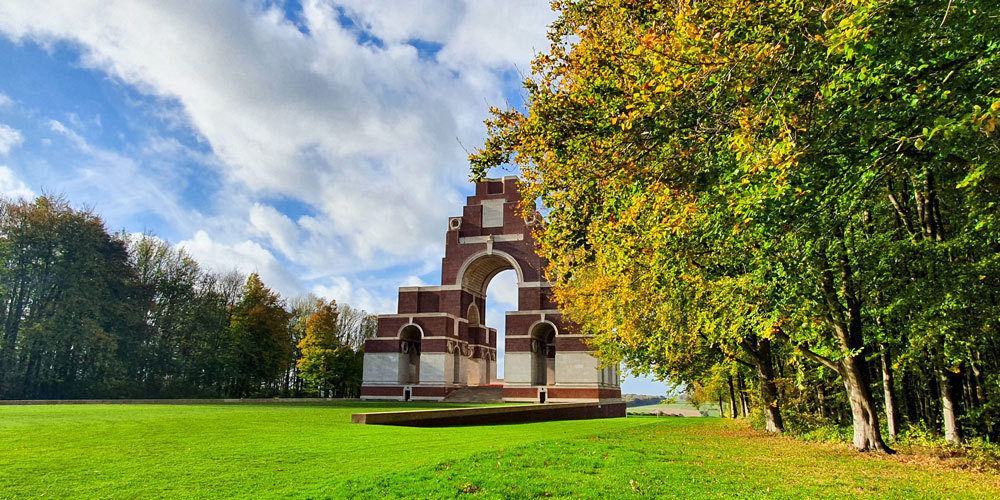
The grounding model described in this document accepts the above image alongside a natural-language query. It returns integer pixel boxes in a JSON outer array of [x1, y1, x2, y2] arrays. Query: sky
[[0, 0, 665, 395]]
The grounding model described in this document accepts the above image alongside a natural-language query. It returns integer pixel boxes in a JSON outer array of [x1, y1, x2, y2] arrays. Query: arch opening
[[529, 321, 557, 386], [484, 269, 518, 383], [458, 251, 523, 296], [398, 324, 422, 385]]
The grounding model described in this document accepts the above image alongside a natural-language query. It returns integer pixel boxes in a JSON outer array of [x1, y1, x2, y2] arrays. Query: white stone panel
[[467, 358, 485, 385], [420, 353, 447, 384], [504, 352, 532, 384], [362, 353, 400, 384], [555, 351, 601, 386], [481, 199, 505, 228]]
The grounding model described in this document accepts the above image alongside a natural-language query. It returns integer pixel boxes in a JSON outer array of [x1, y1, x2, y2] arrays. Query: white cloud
[[0, 0, 556, 311], [249, 203, 301, 260], [178, 229, 304, 298], [313, 276, 394, 315], [0, 165, 34, 199], [0, 93, 12, 107], [400, 275, 426, 287], [334, 1, 552, 71], [435, 2, 554, 71], [45, 119, 200, 233], [0, 123, 24, 155]]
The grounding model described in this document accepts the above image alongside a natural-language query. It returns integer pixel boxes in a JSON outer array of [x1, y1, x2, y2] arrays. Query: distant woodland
[[0, 196, 374, 400]]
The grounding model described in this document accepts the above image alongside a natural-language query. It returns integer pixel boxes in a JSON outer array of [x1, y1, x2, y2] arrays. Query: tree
[[224, 273, 292, 397], [296, 299, 371, 398], [472, 0, 999, 451], [0, 196, 144, 398], [296, 299, 342, 396]]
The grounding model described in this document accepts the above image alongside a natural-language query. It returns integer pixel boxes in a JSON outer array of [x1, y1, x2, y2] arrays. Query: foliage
[[296, 299, 367, 398], [472, 0, 1000, 451], [224, 274, 294, 398], [0, 196, 144, 399]]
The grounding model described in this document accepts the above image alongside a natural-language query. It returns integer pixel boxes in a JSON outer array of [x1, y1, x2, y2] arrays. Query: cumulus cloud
[[0, 93, 12, 107], [0, 123, 23, 155], [313, 276, 395, 316], [0, 0, 556, 311], [178, 229, 304, 298], [334, 0, 552, 70], [249, 203, 302, 260], [0, 165, 34, 199]]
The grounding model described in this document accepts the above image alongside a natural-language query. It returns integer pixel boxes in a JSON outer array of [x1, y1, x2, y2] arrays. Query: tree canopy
[[472, 0, 1000, 452]]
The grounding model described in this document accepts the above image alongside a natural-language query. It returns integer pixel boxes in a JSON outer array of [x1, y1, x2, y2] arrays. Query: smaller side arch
[[528, 321, 557, 386], [528, 319, 559, 338], [397, 322, 424, 339], [398, 323, 423, 385]]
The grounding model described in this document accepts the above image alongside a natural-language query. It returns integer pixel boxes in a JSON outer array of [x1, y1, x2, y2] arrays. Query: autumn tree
[[297, 299, 368, 398], [297, 299, 341, 396], [472, 0, 999, 452]]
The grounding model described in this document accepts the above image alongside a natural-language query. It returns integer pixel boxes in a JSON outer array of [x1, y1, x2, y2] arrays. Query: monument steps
[[441, 385, 504, 404]]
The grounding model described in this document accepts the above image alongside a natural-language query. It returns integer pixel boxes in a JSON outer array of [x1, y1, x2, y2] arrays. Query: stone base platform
[[350, 401, 626, 427]]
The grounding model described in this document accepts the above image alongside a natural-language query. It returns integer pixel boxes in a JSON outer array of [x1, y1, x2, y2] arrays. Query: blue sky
[[0, 0, 666, 395]]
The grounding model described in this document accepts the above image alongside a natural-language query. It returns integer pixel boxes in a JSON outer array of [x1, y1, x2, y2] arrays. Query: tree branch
[[772, 327, 840, 373]]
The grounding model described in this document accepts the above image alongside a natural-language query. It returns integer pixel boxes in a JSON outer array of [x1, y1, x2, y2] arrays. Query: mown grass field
[[1, 403, 997, 499]]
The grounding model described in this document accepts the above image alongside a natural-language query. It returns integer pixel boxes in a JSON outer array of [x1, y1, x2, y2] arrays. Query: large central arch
[[361, 177, 621, 403]]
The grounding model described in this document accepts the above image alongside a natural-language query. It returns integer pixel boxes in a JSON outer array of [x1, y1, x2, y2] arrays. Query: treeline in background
[[0, 196, 374, 400]]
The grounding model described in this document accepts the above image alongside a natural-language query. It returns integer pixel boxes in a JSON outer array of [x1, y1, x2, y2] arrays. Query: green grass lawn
[[1, 403, 997, 499]]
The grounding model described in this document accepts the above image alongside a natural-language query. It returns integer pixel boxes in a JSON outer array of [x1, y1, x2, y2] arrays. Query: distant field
[[1, 403, 997, 499], [628, 401, 723, 417]]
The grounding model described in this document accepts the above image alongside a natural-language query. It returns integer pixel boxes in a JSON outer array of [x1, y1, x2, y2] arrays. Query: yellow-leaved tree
[[296, 299, 358, 397]]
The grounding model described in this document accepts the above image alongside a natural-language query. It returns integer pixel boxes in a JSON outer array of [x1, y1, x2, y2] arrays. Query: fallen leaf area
[[1, 403, 996, 499]]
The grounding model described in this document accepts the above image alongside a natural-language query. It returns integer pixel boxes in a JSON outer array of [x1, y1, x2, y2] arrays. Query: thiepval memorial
[[361, 177, 622, 403]]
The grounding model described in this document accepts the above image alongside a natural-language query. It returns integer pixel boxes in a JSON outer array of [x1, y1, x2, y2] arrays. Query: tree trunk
[[902, 372, 918, 424], [738, 377, 750, 417], [880, 344, 899, 439], [742, 336, 784, 433], [970, 351, 985, 405], [816, 245, 893, 453], [938, 365, 963, 445], [727, 376, 738, 419], [718, 394, 726, 418], [841, 355, 893, 453], [817, 386, 826, 419]]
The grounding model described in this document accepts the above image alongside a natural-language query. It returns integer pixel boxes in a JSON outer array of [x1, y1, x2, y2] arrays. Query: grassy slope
[[1, 403, 997, 499]]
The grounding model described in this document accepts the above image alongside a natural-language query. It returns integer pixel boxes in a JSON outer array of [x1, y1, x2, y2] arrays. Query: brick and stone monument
[[360, 177, 621, 403]]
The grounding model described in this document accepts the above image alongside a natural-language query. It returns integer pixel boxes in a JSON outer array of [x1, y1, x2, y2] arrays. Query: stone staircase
[[442, 385, 504, 404]]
